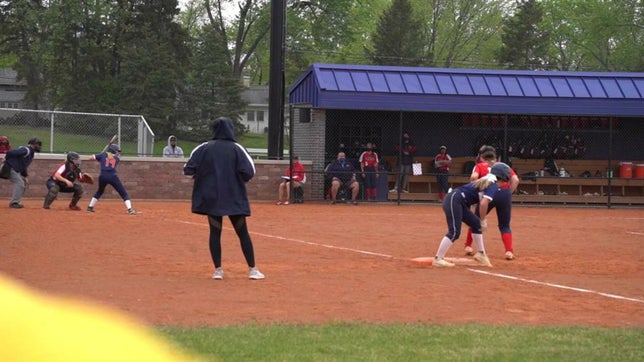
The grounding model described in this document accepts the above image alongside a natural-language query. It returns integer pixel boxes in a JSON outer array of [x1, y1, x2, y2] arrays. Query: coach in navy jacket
[[183, 117, 265, 280], [183, 117, 255, 216]]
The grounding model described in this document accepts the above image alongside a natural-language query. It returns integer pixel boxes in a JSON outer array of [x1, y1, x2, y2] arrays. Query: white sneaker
[[464, 246, 474, 256], [433, 257, 455, 267], [473, 252, 493, 267], [389, 188, 397, 193], [249, 267, 265, 280], [505, 251, 515, 260], [212, 267, 224, 280]]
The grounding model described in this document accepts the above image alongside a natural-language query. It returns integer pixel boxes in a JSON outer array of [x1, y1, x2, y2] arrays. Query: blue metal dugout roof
[[288, 63, 644, 116]]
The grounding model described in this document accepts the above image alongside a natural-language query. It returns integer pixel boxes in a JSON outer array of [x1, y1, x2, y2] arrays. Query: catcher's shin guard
[[71, 184, 84, 207], [44, 184, 60, 208]]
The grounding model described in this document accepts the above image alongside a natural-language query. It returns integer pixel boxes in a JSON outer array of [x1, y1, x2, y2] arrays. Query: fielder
[[433, 163, 512, 268], [464, 145, 520, 260]]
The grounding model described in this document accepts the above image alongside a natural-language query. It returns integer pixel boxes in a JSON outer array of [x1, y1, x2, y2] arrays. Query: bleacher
[[383, 156, 644, 205]]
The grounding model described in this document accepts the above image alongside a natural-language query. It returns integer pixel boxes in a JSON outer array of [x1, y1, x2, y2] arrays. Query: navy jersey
[[457, 182, 500, 206], [94, 153, 119, 173]]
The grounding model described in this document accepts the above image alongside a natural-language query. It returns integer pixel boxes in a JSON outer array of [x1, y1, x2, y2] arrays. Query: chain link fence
[[290, 107, 643, 204], [0, 108, 154, 156]]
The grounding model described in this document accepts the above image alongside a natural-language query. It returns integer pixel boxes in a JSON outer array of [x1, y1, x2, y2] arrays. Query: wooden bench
[[383, 157, 644, 205]]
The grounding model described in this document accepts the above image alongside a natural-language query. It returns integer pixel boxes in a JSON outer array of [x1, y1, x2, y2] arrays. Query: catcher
[[43, 152, 94, 210]]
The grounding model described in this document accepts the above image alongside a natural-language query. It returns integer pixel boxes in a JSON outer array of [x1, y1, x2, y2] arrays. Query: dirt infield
[[2, 199, 643, 328]]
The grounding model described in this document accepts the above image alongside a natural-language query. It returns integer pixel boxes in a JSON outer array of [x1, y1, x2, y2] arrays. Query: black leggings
[[207, 215, 256, 268]]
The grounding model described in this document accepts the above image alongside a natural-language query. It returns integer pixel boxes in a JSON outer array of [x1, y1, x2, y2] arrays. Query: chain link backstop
[[0, 108, 154, 156]]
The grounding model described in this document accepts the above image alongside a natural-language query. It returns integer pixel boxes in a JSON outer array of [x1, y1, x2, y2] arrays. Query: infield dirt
[[2, 199, 643, 327]]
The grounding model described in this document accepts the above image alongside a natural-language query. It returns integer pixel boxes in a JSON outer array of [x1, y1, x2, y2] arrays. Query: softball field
[[2, 199, 643, 327]]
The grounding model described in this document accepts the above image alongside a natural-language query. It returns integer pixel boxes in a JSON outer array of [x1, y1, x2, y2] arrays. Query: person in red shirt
[[433, 145, 452, 201], [464, 145, 520, 260], [277, 156, 306, 205], [0, 136, 11, 154], [359, 143, 379, 201]]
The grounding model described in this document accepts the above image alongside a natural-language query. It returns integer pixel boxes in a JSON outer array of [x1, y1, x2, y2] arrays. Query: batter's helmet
[[490, 162, 511, 181], [67, 151, 81, 167], [108, 144, 121, 154]]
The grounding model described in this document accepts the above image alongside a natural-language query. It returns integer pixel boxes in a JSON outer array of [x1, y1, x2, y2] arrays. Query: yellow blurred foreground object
[[0, 273, 200, 362]]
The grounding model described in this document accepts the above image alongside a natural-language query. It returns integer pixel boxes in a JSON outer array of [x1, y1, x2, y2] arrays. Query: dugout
[[287, 63, 644, 205]]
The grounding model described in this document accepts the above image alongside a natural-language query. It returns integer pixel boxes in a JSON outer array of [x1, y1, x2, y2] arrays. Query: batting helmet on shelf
[[108, 144, 121, 154], [490, 162, 511, 181]]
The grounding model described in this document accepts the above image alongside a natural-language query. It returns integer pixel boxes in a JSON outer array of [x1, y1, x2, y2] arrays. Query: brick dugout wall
[[0, 154, 312, 203]]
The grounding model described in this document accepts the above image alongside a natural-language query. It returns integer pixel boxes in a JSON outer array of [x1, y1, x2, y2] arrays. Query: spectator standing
[[162, 135, 184, 158], [326, 151, 360, 205], [359, 142, 379, 201], [3, 137, 41, 208], [183, 116, 265, 280], [277, 156, 306, 205], [434, 145, 452, 201], [390, 131, 416, 193]]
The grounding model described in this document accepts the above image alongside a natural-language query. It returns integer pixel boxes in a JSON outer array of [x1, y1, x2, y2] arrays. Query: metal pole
[[268, 0, 286, 160]]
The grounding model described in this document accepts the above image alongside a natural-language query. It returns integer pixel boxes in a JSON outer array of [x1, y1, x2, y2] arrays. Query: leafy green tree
[[369, 0, 427, 66], [415, 0, 508, 68], [115, 0, 191, 135], [179, 23, 247, 141], [0, 0, 49, 109], [497, 0, 550, 70], [541, 0, 644, 71]]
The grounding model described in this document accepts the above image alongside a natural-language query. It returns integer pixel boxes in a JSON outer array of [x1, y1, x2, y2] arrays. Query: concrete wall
[[0, 154, 312, 203]]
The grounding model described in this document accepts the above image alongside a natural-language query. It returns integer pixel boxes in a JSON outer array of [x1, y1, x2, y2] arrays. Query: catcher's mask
[[67, 151, 81, 167]]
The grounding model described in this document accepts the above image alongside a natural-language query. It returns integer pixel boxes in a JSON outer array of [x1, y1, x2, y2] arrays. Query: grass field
[[158, 324, 643, 361], [0, 125, 269, 156]]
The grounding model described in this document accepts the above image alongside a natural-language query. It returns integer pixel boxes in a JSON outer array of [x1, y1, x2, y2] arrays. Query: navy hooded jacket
[[183, 117, 255, 216]]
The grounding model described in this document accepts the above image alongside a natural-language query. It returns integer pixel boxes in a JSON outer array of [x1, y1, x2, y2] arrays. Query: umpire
[[2, 137, 41, 208]]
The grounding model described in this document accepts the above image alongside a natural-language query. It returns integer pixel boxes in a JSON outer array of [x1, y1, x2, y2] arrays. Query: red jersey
[[473, 162, 517, 190], [50, 161, 82, 183], [0, 135, 10, 153], [434, 153, 451, 171], [359, 151, 379, 168], [285, 162, 306, 183]]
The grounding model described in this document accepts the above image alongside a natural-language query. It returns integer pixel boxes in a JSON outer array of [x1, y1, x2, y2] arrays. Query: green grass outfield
[[158, 324, 643, 361], [0, 126, 269, 156]]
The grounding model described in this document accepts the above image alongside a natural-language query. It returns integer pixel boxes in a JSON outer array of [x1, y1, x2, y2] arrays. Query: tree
[[179, 23, 247, 141], [541, 0, 644, 71], [0, 0, 49, 109], [417, 0, 509, 68], [497, 0, 550, 70], [369, 0, 427, 66]]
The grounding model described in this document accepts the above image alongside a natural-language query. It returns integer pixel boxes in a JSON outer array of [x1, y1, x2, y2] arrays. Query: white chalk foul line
[[626, 231, 644, 236], [178, 220, 643, 303], [468, 269, 644, 304], [176, 220, 394, 259], [251, 231, 395, 259]]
